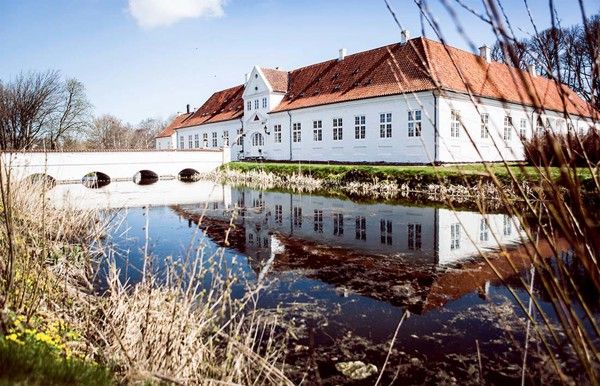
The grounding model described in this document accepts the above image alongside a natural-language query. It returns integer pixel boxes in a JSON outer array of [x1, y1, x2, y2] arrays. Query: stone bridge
[[0, 148, 231, 184]]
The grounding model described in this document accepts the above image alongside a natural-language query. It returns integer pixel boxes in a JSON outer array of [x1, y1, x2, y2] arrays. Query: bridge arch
[[82, 171, 111, 189], [133, 170, 159, 185], [178, 168, 199, 182]]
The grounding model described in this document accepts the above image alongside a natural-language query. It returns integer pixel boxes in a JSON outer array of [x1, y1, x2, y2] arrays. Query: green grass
[[222, 161, 596, 185], [0, 336, 113, 386]]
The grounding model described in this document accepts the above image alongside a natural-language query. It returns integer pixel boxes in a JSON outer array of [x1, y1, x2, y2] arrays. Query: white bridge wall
[[1, 149, 231, 182]]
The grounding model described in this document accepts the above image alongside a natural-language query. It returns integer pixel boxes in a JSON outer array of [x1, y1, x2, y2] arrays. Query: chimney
[[528, 64, 537, 77], [186, 104, 190, 114], [401, 30, 410, 44], [338, 48, 347, 61], [479, 45, 491, 63]]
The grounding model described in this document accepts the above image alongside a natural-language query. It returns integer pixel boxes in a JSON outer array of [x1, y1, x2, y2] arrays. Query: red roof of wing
[[156, 112, 193, 138], [421, 38, 597, 118], [178, 85, 245, 129], [260, 68, 289, 93], [271, 40, 434, 113]]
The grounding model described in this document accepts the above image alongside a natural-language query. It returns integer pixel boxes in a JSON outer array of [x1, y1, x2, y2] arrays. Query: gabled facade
[[156, 35, 598, 163]]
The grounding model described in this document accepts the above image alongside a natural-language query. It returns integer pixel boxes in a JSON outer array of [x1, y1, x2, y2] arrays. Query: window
[[503, 215, 512, 236], [293, 122, 302, 142], [293, 207, 302, 228], [313, 120, 322, 141], [503, 115, 512, 141], [223, 131, 229, 146], [314, 210, 323, 233], [450, 223, 461, 250], [254, 99, 259, 109], [379, 113, 392, 138], [252, 132, 264, 146], [262, 97, 267, 109], [275, 205, 283, 224], [212, 132, 218, 147], [273, 125, 282, 143], [247, 101, 252, 110], [519, 118, 527, 139], [188, 135, 193, 148], [179, 136, 184, 149], [479, 219, 489, 241], [481, 113, 489, 138], [408, 223, 422, 250], [236, 128, 244, 146], [354, 115, 366, 139], [451, 110, 461, 138], [408, 110, 422, 137], [194, 134, 200, 148], [355, 216, 366, 241], [333, 213, 344, 236], [333, 118, 343, 140], [380, 219, 392, 245], [202, 133, 208, 147], [536, 116, 544, 134]]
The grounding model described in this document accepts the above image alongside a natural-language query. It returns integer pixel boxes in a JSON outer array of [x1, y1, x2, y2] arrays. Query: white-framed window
[[333, 118, 343, 140], [236, 128, 243, 145], [480, 113, 489, 138], [408, 110, 422, 137], [408, 223, 422, 250], [202, 133, 208, 147], [247, 101, 252, 110], [313, 120, 322, 141], [314, 210, 323, 233], [293, 122, 301, 142], [262, 97, 267, 109], [355, 216, 366, 241], [380, 219, 392, 245], [273, 125, 282, 143], [354, 115, 366, 139], [293, 207, 302, 228], [536, 116, 544, 134], [179, 136, 184, 149], [194, 134, 200, 148], [251, 132, 264, 146], [379, 113, 392, 138], [503, 215, 512, 236], [212, 132, 218, 147], [450, 110, 461, 138], [188, 135, 193, 148], [479, 218, 489, 241], [503, 115, 512, 141], [274, 204, 283, 224], [519, 118, 527, 139], [223, 130, 229, 146], [333, 213, 344, 236], [254, 99, 259, 109], [450, 223, 461, 250]]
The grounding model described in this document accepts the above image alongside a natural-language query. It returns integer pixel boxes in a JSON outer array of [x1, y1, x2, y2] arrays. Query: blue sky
[[1, 0, 597, 124]]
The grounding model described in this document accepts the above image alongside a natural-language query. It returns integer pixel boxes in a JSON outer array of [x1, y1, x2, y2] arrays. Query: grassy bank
[[222, 161, 595, 186]]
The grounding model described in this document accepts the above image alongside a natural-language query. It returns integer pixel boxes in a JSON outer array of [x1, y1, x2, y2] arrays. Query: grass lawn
[[222, 161, 596, 185]]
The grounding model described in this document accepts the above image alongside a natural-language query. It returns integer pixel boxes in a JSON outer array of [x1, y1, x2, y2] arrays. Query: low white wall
[[1, 149, 230, 182]]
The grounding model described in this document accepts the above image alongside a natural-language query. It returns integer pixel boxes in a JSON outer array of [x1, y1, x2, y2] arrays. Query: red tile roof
[[177, 85, 245, 129], [156, 112, 193, 138], [160, 37, 596, 138], [260, 68, 289, 93]]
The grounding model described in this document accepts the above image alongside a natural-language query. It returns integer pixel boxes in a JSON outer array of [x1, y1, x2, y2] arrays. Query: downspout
[[432, 90, 439, 165], [239, 117, 244, 159], [287, 110, 293, 161]]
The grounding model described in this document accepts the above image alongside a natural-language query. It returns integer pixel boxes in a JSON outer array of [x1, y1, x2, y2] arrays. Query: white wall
[[176, 120, 243, 160]]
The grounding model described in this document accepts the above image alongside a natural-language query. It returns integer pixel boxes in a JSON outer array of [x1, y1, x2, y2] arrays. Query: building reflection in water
[[172, 186, 540, 314]]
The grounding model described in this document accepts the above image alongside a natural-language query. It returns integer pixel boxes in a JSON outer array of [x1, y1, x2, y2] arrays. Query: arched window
[[252, 132, 264, 146]]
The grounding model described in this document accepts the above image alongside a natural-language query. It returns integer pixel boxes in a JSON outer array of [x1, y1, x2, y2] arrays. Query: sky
[[1, 0, 597, 125]]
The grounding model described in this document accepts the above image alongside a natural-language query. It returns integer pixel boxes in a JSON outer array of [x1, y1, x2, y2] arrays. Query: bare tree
[[45, 79, 92, 150], [86, 115, 132, 150], [0, 71, 62, 150], [133, 117, 167, 149], [491, 39, 529, 70]]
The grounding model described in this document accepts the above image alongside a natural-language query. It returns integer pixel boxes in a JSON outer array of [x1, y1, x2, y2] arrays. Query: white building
[[156, 34, 598, 163]]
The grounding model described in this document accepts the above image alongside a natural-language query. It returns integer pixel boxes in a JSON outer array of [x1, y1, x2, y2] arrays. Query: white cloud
[[128, 0, 227, 28]]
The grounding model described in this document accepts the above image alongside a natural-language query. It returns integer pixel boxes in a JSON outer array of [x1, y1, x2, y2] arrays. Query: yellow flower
[[6, 333, 24, 345]]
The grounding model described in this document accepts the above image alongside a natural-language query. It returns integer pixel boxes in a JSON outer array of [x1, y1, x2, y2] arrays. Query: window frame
[[408, 110, 422, 137], [313, 120, 323, 141], [333, 118, 343, 140], [379, 112, 392, 138], [354, 115, 366, 139], [450, 110, 461, 138], [273, 124, 282, 143], [292, 122, 302, 143], [480, 113, 489, 139]]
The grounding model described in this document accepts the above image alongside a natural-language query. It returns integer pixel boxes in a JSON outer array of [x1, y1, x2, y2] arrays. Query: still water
[[50, 180, 596, 385]]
